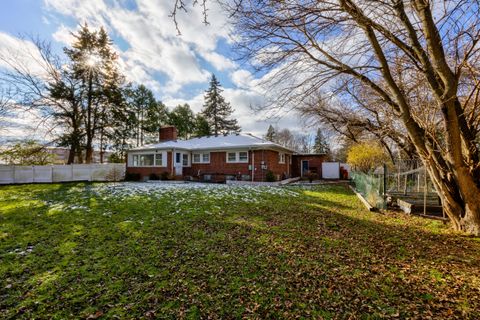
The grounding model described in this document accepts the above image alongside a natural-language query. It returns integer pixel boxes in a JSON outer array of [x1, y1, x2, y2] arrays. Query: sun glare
[[85, 53, 102, 68]]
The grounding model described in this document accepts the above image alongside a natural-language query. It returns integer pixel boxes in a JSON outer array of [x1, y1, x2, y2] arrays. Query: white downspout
[[171, 148, 175, 176], [251, 149, 255, 182]]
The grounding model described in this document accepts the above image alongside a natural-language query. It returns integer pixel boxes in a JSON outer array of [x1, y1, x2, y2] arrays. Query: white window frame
[[155, 153, 163, 166], [192, 152, 210, 164], [202, 153, 210, 163], [279, 152, 286, 164], [182, 153, 189, 166], [226, 150, 249, 163]]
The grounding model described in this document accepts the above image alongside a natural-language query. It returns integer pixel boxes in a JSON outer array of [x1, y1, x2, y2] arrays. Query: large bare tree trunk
[[426, 163, 480, 235], [228, 0, 480, 234], [67, 147, 75, 164]]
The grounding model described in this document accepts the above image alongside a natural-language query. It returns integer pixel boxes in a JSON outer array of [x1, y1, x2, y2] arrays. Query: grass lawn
[[1, 182, 479, 319]]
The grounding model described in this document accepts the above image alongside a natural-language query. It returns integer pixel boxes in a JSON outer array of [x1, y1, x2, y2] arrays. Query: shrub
[[149, 173, 160, 180], [160, 171, 170, 181], [347, 142, 390, 173], [265, 170, 276, 182], [306, 171, 318, 183], [108, 152, 125, 163], [125, 173, 141, 181]]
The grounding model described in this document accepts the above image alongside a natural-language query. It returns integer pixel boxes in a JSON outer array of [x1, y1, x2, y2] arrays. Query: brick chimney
[[159, 126, 178, 142]]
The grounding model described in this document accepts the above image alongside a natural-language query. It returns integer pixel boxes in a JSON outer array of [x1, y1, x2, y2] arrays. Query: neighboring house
[[126, 126, 326, 182]]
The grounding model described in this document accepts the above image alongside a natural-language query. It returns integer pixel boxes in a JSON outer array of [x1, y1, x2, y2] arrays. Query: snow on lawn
[[40, 182, 300, 216]]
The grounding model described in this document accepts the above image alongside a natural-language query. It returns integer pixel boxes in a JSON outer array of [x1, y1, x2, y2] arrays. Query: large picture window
[[131, 152, 165, 167], [139, 154, 154, 166], [226, 151, 249, 163]]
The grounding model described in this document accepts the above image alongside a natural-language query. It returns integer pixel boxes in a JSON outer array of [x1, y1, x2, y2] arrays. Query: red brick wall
[[292, 155, 326, 177], [186, 151, 249, 176], [128, 149, 293, 182], [159, 126, 178, 142], [185, 150, 291, 181], [251, 150, 291, 181]]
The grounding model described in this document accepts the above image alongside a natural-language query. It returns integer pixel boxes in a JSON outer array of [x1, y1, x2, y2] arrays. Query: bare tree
[[0, 88, 12, 131], [0, 38, 85, 164], [228, 0, 480, 235]]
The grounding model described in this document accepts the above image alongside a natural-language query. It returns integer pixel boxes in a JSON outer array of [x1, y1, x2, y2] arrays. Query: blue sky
[[0, 0, 303, 141]]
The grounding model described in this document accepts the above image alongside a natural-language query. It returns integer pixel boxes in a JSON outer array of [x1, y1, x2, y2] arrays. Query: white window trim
[[279, 152, 286, 164], [155, 153, 164, 167], [226, 150, 249, 163], [192, 152, 210, 164]]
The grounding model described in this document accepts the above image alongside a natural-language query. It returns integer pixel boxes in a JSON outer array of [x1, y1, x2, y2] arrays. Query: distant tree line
[[0, 24, 240, 164], [264, 125, 331, 157]]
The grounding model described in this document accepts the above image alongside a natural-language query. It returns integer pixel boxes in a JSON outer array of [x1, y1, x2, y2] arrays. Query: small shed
[[292, 154, 327, 178]]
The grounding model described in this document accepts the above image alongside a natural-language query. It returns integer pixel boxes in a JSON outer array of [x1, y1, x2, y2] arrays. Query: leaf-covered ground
[[0, 182, 479, 319]]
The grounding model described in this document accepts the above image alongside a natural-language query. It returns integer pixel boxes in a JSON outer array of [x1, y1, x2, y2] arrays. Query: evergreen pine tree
[[168, 104, 196, 139], [124, 85, 162, 146], [65, 23, 125, 163], [265, 125, 276, 141], [193, 114, 211, 137], [313, 128, 331, 154], [201, 74, 241, 136]]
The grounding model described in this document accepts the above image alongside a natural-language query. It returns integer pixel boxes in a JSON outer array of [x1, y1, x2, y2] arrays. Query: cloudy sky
[[0, 0, 306, 141]]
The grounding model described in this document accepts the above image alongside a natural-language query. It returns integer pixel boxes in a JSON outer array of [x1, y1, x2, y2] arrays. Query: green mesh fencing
[[351, 171, 386, 209]]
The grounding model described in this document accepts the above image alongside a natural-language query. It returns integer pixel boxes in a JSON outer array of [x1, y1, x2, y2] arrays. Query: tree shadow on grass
[[1, 183, 479, 319], [233, 187, 480, 318]]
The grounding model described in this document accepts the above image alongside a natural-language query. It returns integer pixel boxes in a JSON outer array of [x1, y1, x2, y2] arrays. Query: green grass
[[1, 182, 479, 319]]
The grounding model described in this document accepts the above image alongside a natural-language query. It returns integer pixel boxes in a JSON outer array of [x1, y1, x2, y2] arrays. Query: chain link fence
[[351, 160, 445, 218]]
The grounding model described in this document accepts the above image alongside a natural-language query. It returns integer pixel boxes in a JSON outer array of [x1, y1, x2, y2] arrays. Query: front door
[[301, 160, 309, 177], [175, 152, 183, 176]]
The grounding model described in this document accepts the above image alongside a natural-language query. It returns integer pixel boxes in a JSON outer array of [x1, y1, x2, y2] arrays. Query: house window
[[132, 155, 139, 166], [155, 153, 163, 166], [239, 152, 248, 162], [202, 153, 210, 163], [226, 151, 249, 163], [227, 152, 237, 162], [139, 154, 154, 166], [176, 152, 181, 163], [192, 153, 210, 164], [182, 154, 189, 166], [279, 153, 285, 164]]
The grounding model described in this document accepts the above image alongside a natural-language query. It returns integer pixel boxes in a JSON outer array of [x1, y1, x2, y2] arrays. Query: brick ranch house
[[126, 126, 326, 182]]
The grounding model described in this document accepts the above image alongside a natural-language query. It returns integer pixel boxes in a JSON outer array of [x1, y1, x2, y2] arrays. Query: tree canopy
[[229, 0, 480, 235], [201, 74, 241, 136]]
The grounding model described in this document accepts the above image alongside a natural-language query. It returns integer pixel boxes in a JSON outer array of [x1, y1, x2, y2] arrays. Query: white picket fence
[[0, 164, 126, 185]]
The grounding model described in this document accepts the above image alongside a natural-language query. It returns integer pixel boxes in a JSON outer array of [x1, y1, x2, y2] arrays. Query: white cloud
[[163, 86, 304, 136], [43, 0, 234, 95], [0, 1, 311, 139], [0, 32, 50, 78], [51, 24, 76, 44], [230, 69, 254, 89], [0, 108, 58, 143]]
